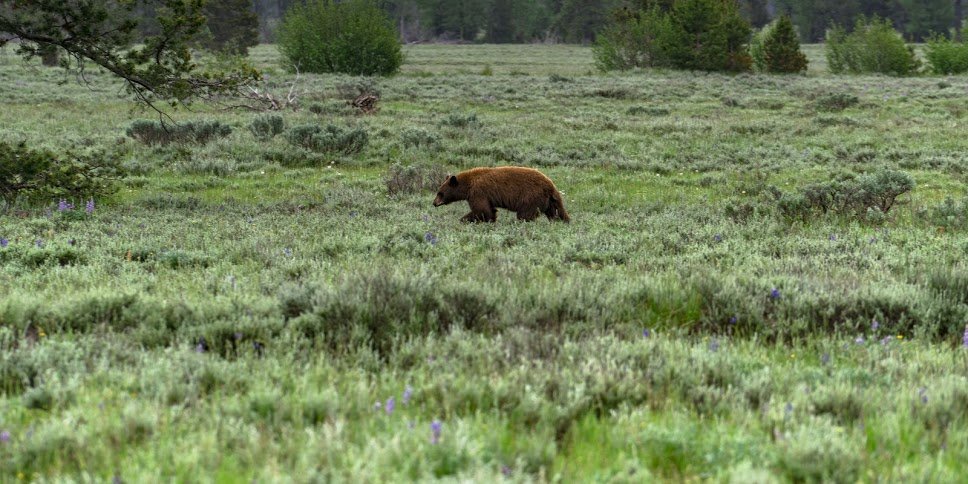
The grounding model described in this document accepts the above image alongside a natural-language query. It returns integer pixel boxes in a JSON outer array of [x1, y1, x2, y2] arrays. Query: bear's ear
[[448, 175, 458, 187]]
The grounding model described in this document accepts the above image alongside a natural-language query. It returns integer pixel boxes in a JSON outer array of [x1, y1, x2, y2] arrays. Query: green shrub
[[924, 34, 968, 74], [814, 93, 859, 112], [400, 128, 440, 150], [593, 0, 752, 73], [126, 120, 232, 145], [0, 141, 122, 204], [249, 114, 285, 141], [928, 197, 968, 229], [751, 15, 807, 73], [285, 124, 368, 154], [440, 112, 481, 129], [778, 170, 914, 220], [826, 16, 920, 76], [277, 0, 402, 76]]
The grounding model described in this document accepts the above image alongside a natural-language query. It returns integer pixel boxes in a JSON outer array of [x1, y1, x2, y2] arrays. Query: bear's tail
[[550, 193, 570, 223]]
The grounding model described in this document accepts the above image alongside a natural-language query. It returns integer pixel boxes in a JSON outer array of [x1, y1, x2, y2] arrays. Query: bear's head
[[433, 175, 463, 207]]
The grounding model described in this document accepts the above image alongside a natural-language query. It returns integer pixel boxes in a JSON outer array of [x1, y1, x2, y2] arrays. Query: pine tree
[[201, 0, 260, 55], [760, 15, 808, 73]]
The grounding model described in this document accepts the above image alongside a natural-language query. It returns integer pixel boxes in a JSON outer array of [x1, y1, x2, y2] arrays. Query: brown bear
[[432, 167, 570, 223]]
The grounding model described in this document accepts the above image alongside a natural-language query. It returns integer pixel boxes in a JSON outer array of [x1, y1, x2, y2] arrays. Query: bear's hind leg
[[516, 207, 540, 221]]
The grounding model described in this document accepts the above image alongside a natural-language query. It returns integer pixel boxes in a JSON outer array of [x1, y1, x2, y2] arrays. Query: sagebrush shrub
[[384, 163, 449, 196], [440, 112, 481, 129], [400, 128, 440, 150], [285, 124, 368, 154], [826, 17, 920, 76], [814, 93, 859, 112], [924, 34, 968, 74], [751, 15, 807, 73], [277, 0, 402, 76], [249, 114, 285, 141], [0, 141, 122, 204], [778, 169, 914, 220], [126, 120, 232, 145]]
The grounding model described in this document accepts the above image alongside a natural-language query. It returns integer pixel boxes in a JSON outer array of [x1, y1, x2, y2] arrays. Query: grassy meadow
[[2, 43, 968, 481]]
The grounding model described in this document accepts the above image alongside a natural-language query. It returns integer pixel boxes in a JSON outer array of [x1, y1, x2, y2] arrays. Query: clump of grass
[[627, 106, 671, 116]]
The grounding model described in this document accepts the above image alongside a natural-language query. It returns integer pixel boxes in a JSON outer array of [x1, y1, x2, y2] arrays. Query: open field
[[2, 43, 968, 481]]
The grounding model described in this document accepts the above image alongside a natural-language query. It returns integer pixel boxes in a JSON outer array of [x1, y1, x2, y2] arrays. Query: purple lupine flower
[[349, 211, 358, 218], [57, 199, 73, 211], [402, 386, 413, 405], [0, 238, 7, 248], [85, 199, 95, 214], [642, 328, 651, 338], [855, 336, 865, 345], [769, 288, 781, 300], [713, 234, 722, 243], [728, 316, 737, 325], [385, 397, 395, 416], [919, 387, 928, 404], [501, 465, 512, 477], [784, 402, 793, 418], [709, 338, 720, 352], [283, 248, 293, 257], [871, 319, 879, 331], [828, 234, 837, 241], [430, 420, 442, 444], [35, 239, 43, 248], [821, 352, 830, 365], [0, 430, 9, 443], [424, 232, 438, 245], [68, 239, 76, 246], [962, 326, 968, 347], [880, 336, 892, 346]]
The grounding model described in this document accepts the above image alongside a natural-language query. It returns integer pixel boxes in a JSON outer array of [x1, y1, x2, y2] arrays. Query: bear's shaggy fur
[[432, 167, 570, 223]]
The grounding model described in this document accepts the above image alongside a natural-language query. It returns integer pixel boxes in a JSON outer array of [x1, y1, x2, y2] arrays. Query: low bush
[[924, 34, 968, 74], [826, 16, 920, 76], [285, 124, 368, 154], [126, 120, 232, 145], [440, 112, 481, 129], [814, 93, 859, 112], [400, 128, 441, 150], [777, 169, 914, 221], [249, 114, 285, 141], [384, 163, 448, 196]]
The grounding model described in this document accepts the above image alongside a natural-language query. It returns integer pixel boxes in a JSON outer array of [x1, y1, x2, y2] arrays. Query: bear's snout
[[433, 196, 444, 207]]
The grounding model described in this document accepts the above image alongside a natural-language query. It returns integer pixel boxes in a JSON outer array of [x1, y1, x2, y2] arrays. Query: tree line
[[246, 0, 964, 44]]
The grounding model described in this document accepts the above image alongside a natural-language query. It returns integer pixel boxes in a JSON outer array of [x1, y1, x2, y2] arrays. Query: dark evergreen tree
[[759, 14, 807, 72], [201, 0, 260, 55]]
